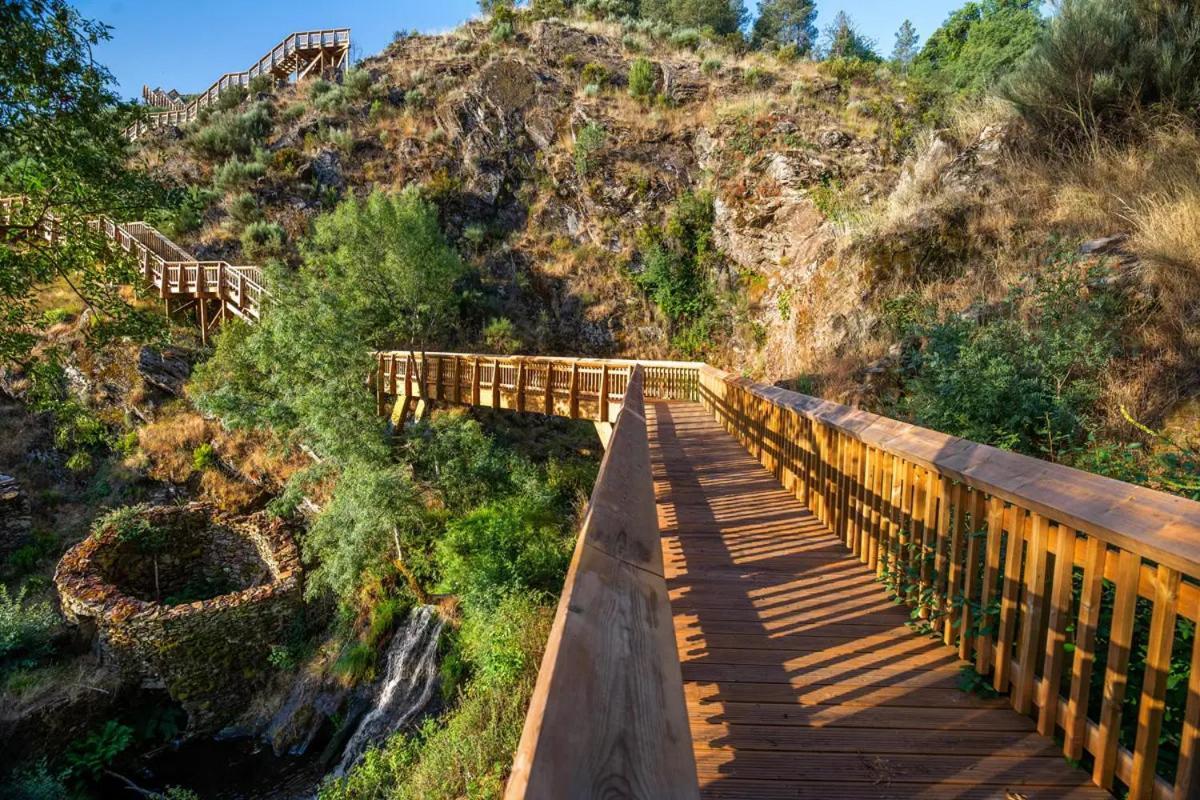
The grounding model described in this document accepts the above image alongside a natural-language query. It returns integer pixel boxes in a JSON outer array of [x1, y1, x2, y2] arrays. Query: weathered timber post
[[453, 357, 463, 404], [598, 363, 610, 423], [568, 363, 580, 419], [491, 359, 501, 409], [471, 358, 481, 406], [543, 363, 554, 416], [515, 360, 526, 413]]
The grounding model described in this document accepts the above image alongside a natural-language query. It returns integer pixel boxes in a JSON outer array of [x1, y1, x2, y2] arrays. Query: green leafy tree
[[0, 0, 163, 364], [641, 0, 748, 36], [752, 0, 817, 52], [912, 0, 1044, 96], [821, 11, 880, 61], [891, 19, 920, 71]]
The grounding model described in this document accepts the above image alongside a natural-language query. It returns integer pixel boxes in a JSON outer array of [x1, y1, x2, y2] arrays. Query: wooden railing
[[504, 365, 699, 800], [698, 364, 1200, 799], [372, 351, 702, 422], [1, 196, 267, 327], [126, 28, 351, 140]]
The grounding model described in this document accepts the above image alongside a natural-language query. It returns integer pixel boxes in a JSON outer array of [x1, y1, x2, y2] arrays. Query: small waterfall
[[332, 604, 444, 776]]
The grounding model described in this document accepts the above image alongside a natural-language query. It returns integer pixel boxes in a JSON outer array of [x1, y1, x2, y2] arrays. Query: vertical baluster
[[1013, 513, 1050, 714], [958, 489, 985, 661], [1037, 522, 1077, 736], [471, 357, 481, 406], [1064, 536, 1107, 759], [1174, 620, 1200, 796], [994, 504, 1026, 693], [544, 363, 554, 416], [977, 496, 1005, 676], [515, 360, 526, 413], [1093, 549, 1143, 789], [598, 363, 609, 422], [1129, 564, 1181, 798], [491, 359, 501, 409], [943, 482, 966, 647], [569, 363, 580, 419], [918, 469, 939, 616]]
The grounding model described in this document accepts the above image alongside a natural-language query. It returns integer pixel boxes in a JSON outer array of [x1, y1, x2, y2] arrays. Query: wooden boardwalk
[[647, 402, 1112, 800]]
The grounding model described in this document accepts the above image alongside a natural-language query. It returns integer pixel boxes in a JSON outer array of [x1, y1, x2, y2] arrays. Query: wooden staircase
[[126, 28, 351, 141], [1, 197, 267, 342]]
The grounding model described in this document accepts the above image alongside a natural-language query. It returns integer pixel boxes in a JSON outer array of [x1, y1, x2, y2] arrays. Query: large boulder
[[137, 346, 192, 397]]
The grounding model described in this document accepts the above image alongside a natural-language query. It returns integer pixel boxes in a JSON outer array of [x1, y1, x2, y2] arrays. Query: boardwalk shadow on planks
[[646, 402, 1110, 800]]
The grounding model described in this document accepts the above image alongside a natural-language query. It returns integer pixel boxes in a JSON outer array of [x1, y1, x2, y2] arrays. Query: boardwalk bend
[[11, 111, 1200, 798]]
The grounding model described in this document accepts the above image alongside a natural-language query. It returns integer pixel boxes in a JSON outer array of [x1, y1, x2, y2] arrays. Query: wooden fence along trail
[[127, 29, 351, 140], [378, 351, 1200, 800], [0, 196, 267, 343]]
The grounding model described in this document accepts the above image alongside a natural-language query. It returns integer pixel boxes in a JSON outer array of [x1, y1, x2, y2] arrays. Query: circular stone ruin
[[55, 502, 301, 731]]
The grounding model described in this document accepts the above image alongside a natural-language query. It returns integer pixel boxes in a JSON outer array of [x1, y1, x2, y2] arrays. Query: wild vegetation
[[4, 0, 1200, 796]]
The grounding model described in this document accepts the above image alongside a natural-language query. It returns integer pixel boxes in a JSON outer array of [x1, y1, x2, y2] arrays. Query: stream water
[[102, 605, 445, 799]]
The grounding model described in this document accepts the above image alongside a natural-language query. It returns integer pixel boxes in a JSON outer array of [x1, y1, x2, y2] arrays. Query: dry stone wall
[[55, 503, 302, 731]]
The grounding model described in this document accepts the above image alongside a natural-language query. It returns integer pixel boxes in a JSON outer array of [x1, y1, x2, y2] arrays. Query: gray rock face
[[0, 474, 32, 557], [137, 346, 192, 397]]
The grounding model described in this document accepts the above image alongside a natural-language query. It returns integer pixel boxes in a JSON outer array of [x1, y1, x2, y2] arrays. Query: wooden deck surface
[[646, 402, 1112, 800]]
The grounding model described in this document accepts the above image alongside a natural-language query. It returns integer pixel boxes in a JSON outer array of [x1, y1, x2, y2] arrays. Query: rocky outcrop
[[0, 474, 31, 556], [137, 345, 192, 397]]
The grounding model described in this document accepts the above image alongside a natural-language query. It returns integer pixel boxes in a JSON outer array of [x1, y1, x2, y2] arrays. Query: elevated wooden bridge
[[374, 351, 1200, 800], [0, 197, 266, 341], [126, 29, 351, 141]]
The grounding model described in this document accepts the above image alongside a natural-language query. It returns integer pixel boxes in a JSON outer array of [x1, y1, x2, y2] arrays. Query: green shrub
[[41, 307, 72, 326], [1006, 0, 1200, 141], [248, 73, 275, 95], [640, 0, 746, 36], [281, 102, 306, 123], [228, 192, 261, 225], [889, 260, 1121, 456], [818, 56, 879, 82], [0, 584, 58, 669], [0, 762, 67, 800], [669, 27, 703, 50], [482, 317, 520, 354], [743, 66, 772, 88], [701, 57, 723, 75], [191, 442, 217, 471], [573, 121, 606, 176], [26, 356, 109, 470], [214, 85, 249, 112], [580, 61, 608, 88], [628, 58, 656, 99], [342, 68, 374, 102], [213, 156, 267, 192], [240, 221, 286, 260], [156, 185, 218, 236], [63, 720, 133, 783], [189, 102, 273, 158]]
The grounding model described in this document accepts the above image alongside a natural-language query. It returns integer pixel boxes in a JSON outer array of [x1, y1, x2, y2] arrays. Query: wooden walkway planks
[[646, 402, 1111, 800]]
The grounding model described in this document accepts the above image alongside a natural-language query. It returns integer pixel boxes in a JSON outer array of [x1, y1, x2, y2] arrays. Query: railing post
[[515, 360, 526, 413], [453, 356, 462, 404], [598, 363, 610, 423], [491, 359, 501, 409], [471, 357, 481, 406], [543, 363, 554, 416], [569, 363, 580, 419]]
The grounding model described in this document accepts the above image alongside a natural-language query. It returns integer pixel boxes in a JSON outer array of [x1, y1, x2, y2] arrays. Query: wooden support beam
[[543, 363, 554, 416], [598, 363, 610, 423], [569, 363, 580, 419], [515, 360, 526, 413]]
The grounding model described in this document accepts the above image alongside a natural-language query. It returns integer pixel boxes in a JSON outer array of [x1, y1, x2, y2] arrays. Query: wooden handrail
[[697, 364, 1200, 800], [504, 365, 699, 800], [126, 28, 351, 141], [1, 196, 267, 326]]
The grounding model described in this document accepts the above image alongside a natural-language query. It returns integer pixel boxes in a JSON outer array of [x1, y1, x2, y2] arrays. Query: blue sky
[[74, 0, 965, 100]]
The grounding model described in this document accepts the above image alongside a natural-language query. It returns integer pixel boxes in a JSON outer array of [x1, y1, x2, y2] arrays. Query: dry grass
[[138, 408, 211, 483]]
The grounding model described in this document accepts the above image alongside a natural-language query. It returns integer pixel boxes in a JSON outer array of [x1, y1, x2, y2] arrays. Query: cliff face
[[133, 18, 916, 379]]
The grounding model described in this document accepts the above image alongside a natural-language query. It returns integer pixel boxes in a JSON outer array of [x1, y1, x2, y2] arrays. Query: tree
[[0, 0, 163, 364], [913, 0, 1044, 95], [752, 0, 818, 52], [641, 0, 748, 36], [821, 11, 880, 61], [891, 19, 920, 71]]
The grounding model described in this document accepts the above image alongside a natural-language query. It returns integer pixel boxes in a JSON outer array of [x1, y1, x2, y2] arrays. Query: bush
[[248, 73, 275, 94], [580, 61, 608, 89], [240, 221, 286, 260], [743, 66, 772, 89], [573, 121, 606, 177], [669, 27, 703, 50], [0, 762, 67, 800], [228, 192, 261, 225], [889, 260, 1122, 456], [189, 102, 273, 158], [157, 185, 218, 236], [214, 85, 249, 112], [701, 57, 723, 75], [628, 58, 656, 99], [0, 584, 58, 670], [213, 156, 267, 192], [640, 0, 747, 36], [482, 317, 520, 354], [342, 68, 374, 102], [818, 56, 879, 82], [191, 442, 217, 471], [1006, 0, 1200, 141], [26, 356, 110, 470], [41, 307, 72, 325]]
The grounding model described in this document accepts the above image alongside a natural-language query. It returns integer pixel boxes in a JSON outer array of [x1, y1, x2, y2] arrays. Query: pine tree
[[891, 19, 919, 71], [821, 11, 879, 61], [752, 0, 818, 52]]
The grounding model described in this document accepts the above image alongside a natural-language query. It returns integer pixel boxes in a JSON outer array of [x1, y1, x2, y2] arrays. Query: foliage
[[891, 19, 920, 71], [188, 102, 273, 158], [240, 220, 286, 260], [0, 583, 58, 672], [153, 185, 218, 237], [573, 121, 606, 176], [95, 504, 168, 555], [0, 761, 67, 800], [913, 0, 1044, 97], [318, 594, 551, 800], [640, 0, 747, 35], [26, 355, 111, 470], [437, 491, 573, 609], [628, 58, 656, 99], [821, 11, 880, 61], [191, 442, 217, 471], [213, 155, 267, 193], [482, 317, 521, 354], [888, 260, 1122, 457], [1006, 0, 1200, 142], [0, 0, 163, 364], [229, 191, 262, 225], [752, 0, 817, 52], [63, 720, 133, 783], [634, 191, 724, 356]]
